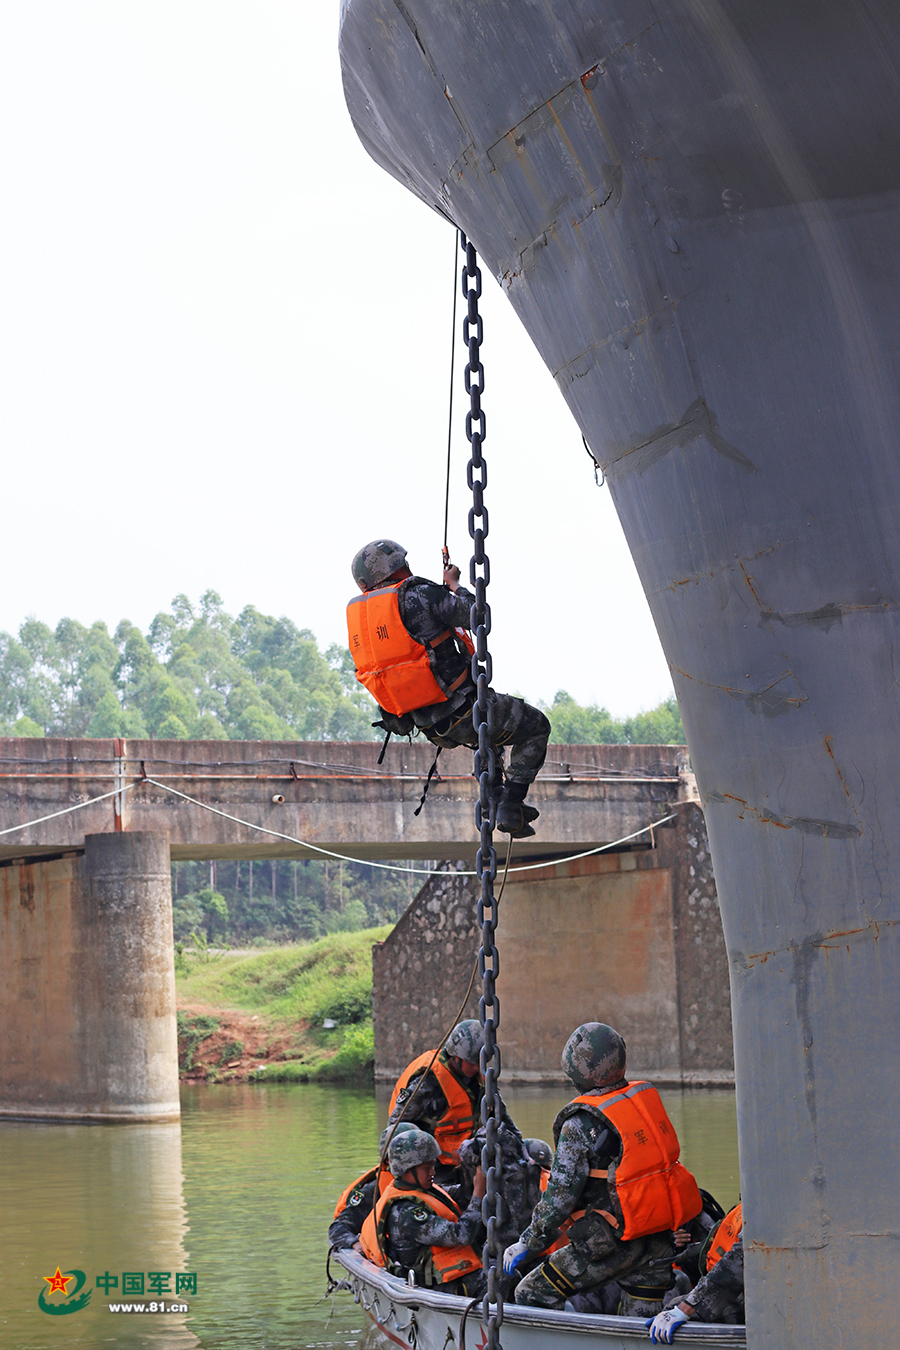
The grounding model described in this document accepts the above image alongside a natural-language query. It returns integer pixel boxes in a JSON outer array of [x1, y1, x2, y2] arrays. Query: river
[[0, 1083, 738, 1349]]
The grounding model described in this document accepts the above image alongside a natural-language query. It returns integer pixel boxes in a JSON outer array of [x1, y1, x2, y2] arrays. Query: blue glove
[[502, 1241, 530, 1275], [646, 1306, 690, 1343]]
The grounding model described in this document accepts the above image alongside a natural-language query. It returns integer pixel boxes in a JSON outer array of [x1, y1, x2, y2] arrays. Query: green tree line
[[172, 857, 422, 947], [0, 591, 684, 746], [0, 591, 375, 741], [537, 690, 684, 745]]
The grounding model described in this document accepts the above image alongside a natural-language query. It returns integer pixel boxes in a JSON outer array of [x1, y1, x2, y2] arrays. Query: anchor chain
[[460, 230, 503, 1350]]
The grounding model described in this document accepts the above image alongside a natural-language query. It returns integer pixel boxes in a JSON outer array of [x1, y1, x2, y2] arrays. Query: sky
[[0, 2, 673, 716]]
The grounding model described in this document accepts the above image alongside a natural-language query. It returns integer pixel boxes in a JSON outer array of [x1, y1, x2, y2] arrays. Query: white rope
[[0, 783, 135, 838], [142, 777, 680, 877]]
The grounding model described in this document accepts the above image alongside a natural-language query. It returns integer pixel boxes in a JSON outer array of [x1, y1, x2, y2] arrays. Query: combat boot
[[496, 781, 539, 838]]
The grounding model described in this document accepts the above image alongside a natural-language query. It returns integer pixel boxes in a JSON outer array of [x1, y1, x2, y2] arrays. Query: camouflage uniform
[[513, 1101, 675, 1310], [328, 1175, 377, 1250], [388, 577, 550, 787], [384, 1181, 487, 1298], [458, 1122, 542, 1292], [683, 1235, 744, 1324], [386, 1047, 517, 1188], [458, 1124, 547, 1298]]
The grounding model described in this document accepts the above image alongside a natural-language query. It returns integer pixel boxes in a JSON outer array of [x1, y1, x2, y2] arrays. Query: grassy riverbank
[[174, 926, 391, 1084]]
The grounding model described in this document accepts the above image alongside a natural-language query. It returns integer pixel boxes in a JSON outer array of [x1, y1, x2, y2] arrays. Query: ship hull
[[339, 3, 900, 1344]]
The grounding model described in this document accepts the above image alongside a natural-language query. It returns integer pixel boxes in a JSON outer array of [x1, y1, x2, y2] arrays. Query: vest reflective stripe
[[389, 1051, 479, 1165], [570, 1082, 702, 1241], [346, 583, 472, 716], [705, 1203, 743, 1272], [360, 1181, 482, 1283]]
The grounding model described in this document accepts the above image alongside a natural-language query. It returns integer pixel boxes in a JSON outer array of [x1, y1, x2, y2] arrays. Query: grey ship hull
[[339, 3, 900, 1345]]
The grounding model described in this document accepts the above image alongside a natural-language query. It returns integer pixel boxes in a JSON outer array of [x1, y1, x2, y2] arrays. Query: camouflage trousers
[[423, 690, 550, 786], [515, 1214, 675, 1309]]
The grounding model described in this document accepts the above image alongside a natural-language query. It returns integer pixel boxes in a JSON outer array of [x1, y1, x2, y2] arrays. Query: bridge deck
[[0, 739, 691, 861]]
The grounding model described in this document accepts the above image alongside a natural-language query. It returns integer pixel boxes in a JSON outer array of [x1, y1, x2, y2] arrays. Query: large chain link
[[460, 230, 503, 1349]]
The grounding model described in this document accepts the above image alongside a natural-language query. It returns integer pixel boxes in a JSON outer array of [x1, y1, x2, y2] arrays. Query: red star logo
[[43, 1268, 72, 1296], [476, 1331, 488, 1350]]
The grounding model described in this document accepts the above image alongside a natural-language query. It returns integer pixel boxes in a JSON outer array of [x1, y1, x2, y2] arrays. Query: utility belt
[[618, 1279, 674, 1300], [420, 686, 477, 747]]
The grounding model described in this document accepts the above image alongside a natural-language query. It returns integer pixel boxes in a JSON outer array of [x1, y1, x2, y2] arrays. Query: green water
[[0, 1083, 738, 1349]]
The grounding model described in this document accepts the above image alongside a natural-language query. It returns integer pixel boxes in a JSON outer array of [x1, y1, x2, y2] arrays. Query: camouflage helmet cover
[[379, 1120, 417, 1156], [388, 1125, 441, 1177], [445, 1019, 485, 1064], [524, 1138, 553, 1169], [351, 539, 408, 591], [561, 1022, 627, 1090]]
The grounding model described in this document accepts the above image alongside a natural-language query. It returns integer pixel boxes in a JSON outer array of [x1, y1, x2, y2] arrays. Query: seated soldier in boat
[[503, 1023, 702, 1321], [566, 1189, 726, 1316], [647, 1204, 744, 1341], [385, 1019, 520, 1188], [328, 1122, 418, 1252], [360, 1127, 487, 1297]]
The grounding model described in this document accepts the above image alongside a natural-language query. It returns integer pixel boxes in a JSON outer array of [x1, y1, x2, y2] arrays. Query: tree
[[197, 887, 229, 940]]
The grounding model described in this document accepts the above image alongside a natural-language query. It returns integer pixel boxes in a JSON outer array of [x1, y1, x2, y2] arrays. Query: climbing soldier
[[458, 1123, 545, 1291], [360, 1127, 487, 1297], [385, 1019, 519, 1187], [347, 539, 550, 837], [504, 1023, 702, 1319]]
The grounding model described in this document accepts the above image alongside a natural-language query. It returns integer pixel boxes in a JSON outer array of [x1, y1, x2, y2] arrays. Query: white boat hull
[[334, 1250, 746, 1350]]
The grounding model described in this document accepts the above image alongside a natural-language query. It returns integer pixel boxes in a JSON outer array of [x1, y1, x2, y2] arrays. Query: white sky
[[0, 2, 673, 716]]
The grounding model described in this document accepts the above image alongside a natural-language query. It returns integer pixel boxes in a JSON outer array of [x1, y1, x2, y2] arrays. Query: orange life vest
[[705, 1203, 743, 1272], [332, 1165, 391, 1221], [346, 581, 473, 716], [569, 1082, 702, 1241], [360, 1180, 482, 1284], [389, 1051, 479, 1165]]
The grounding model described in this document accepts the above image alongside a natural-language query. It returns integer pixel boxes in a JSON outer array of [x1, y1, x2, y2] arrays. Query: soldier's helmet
[[351, 539, 408, 591], [445, 1019, 485, 1064], [524, 1138, 553, 1169], [388, 1126, 441, 1178], [561, 1023, 627, 1090], [379, 1120, 417, 1156]]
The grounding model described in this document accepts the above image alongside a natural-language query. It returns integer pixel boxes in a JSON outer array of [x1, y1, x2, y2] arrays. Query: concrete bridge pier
[[0, 831, 180, 1122]]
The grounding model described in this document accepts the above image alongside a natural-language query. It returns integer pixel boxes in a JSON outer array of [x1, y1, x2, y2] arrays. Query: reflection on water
[[179, 1082, 379, 1348], [0, 1082, 738, 1350], [0, 1119, 197, 1350]]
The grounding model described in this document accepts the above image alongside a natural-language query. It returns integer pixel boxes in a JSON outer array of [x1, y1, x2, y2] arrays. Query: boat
[[334, 1248, 746, 1349], [339, 3, 900, 1344]]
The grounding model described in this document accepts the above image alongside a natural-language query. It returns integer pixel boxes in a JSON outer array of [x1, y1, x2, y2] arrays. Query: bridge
[[0, 737, 711, 1124], [0, 736, 694, 860]]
